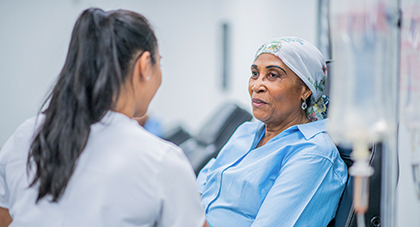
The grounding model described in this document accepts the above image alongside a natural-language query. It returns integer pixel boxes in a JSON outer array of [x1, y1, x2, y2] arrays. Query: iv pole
[[382, 1, 400, 226]]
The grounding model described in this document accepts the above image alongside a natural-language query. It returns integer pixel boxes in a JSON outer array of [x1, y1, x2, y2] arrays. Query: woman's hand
[[0, 207, 12, 227]]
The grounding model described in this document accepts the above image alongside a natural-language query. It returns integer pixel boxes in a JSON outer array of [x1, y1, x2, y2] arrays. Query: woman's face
[[248, 53, 309, 125]]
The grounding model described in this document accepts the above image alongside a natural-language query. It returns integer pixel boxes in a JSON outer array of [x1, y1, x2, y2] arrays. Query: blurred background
[[0, 0, 418, 226], [0, 0, 318, 144]]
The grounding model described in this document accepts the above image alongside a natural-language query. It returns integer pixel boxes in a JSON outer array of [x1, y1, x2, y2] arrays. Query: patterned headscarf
[[255, 37, 329, 121]]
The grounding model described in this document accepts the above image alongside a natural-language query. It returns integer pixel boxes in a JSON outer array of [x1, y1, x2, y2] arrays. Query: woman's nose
[[252, 79, 266, 93]]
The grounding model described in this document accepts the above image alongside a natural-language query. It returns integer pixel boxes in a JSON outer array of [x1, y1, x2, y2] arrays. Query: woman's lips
[[252, 98, 267, 107]]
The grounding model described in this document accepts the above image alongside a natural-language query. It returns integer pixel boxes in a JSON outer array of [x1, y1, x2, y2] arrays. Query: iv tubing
[[349, 142, 374, 225]]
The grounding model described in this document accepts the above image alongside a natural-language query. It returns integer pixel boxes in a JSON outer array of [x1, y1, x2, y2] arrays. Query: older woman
[[197, 37, 348, 227]]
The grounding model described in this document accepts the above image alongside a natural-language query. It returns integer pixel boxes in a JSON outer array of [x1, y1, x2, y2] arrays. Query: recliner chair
[[163, 103, 253, 175], [328, 143, 382, 227]]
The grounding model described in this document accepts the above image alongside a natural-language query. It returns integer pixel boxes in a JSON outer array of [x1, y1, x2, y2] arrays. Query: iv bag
[[400, 0, 420, 130], [400, 0, 420, 198], [328, 0, 399, 148]]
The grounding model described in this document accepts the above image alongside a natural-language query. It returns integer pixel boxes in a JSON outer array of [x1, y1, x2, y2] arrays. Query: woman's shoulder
[[4, 115, 44, 146], [13, 115, 45, 137], [96, 112, 188, 164], [116, 124, 195, 184], [291, 119, 339, 161], [0, 115, 44, 165], [231, 120, 263, 137], [220, 120, 263, 151]]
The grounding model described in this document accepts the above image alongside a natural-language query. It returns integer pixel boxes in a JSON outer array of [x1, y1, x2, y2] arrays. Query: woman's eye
[[251, 71, 258, 78], [268, 72, 280, 78]]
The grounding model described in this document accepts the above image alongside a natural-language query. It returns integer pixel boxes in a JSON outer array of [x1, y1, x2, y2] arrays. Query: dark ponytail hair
[[27, 8, 157, 202]]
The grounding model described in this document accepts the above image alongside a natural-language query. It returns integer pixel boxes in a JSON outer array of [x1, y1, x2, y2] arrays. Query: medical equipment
[[329, 0, 400, 226], [400, 0, 420, 199]]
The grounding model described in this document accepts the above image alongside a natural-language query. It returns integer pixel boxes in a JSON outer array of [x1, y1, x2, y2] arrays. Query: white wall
[[0, 0, 317, 144]]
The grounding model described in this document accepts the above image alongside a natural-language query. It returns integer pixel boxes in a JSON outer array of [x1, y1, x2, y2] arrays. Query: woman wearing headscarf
[[0, 8, 208, 227], [197, 37, 347, 227]]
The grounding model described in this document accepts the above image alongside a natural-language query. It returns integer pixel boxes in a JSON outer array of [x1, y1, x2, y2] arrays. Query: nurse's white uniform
[[0, 111, 205, 227]]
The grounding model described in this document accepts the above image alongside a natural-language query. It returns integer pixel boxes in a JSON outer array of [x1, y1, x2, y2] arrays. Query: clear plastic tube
[[357, 213, 366, 227], [349, 144, 374, 216], [354, 176, 370, 213]]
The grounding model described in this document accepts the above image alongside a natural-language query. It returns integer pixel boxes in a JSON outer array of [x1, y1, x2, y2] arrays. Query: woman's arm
[[0, 207, 12, 227], [203, 220, 210, 227], [250, 153, 347, 227]]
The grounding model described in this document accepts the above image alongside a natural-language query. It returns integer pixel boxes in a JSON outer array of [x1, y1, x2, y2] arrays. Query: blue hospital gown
[[197, 119, 347, 227]]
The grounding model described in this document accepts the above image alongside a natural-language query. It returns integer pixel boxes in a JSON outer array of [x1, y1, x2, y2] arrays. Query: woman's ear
[[300, 85, 312, 101], [305, 90, 312, 100], [132, 51, 152, 85]]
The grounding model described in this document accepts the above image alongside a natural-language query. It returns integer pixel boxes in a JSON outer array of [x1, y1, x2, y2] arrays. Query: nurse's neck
[[257, 113, 309, 148], [114, 85, 136, 119]]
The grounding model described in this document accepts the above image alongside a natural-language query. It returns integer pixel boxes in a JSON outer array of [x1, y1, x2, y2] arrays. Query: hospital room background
[[0, 0, 419, 226]]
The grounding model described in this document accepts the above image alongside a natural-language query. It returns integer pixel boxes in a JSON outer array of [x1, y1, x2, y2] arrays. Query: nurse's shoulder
[[96, 111, 191, 169], [0, 115, 45, 164]]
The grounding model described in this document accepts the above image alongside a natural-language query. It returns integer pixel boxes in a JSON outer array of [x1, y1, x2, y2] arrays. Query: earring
[[301, 101, 308, 110], [146, 76, 150, 81]]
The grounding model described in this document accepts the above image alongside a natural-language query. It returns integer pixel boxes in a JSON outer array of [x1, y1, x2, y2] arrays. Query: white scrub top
[[0, 111, 205, 227]]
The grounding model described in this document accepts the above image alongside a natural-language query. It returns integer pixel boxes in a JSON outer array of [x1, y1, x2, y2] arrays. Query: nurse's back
[[0, 7, 206, 227], [2, 113, 203, 227]]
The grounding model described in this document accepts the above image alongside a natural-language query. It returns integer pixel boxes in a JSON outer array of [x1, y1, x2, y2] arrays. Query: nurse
[[197, 37, 348, 227], [0, 8, 208, 227]]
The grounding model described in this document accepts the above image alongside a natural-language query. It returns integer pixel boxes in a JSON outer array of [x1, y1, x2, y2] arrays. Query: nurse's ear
[[129, 50, 161, 118], [131, 51, 153, 87]]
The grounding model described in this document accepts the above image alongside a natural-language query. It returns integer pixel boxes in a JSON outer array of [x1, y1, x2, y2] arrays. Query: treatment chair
[[164, 103, 252, 175], [182, 103, 252, 175], [162, 126, 191, 146], [328, 143, 383, 227]]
